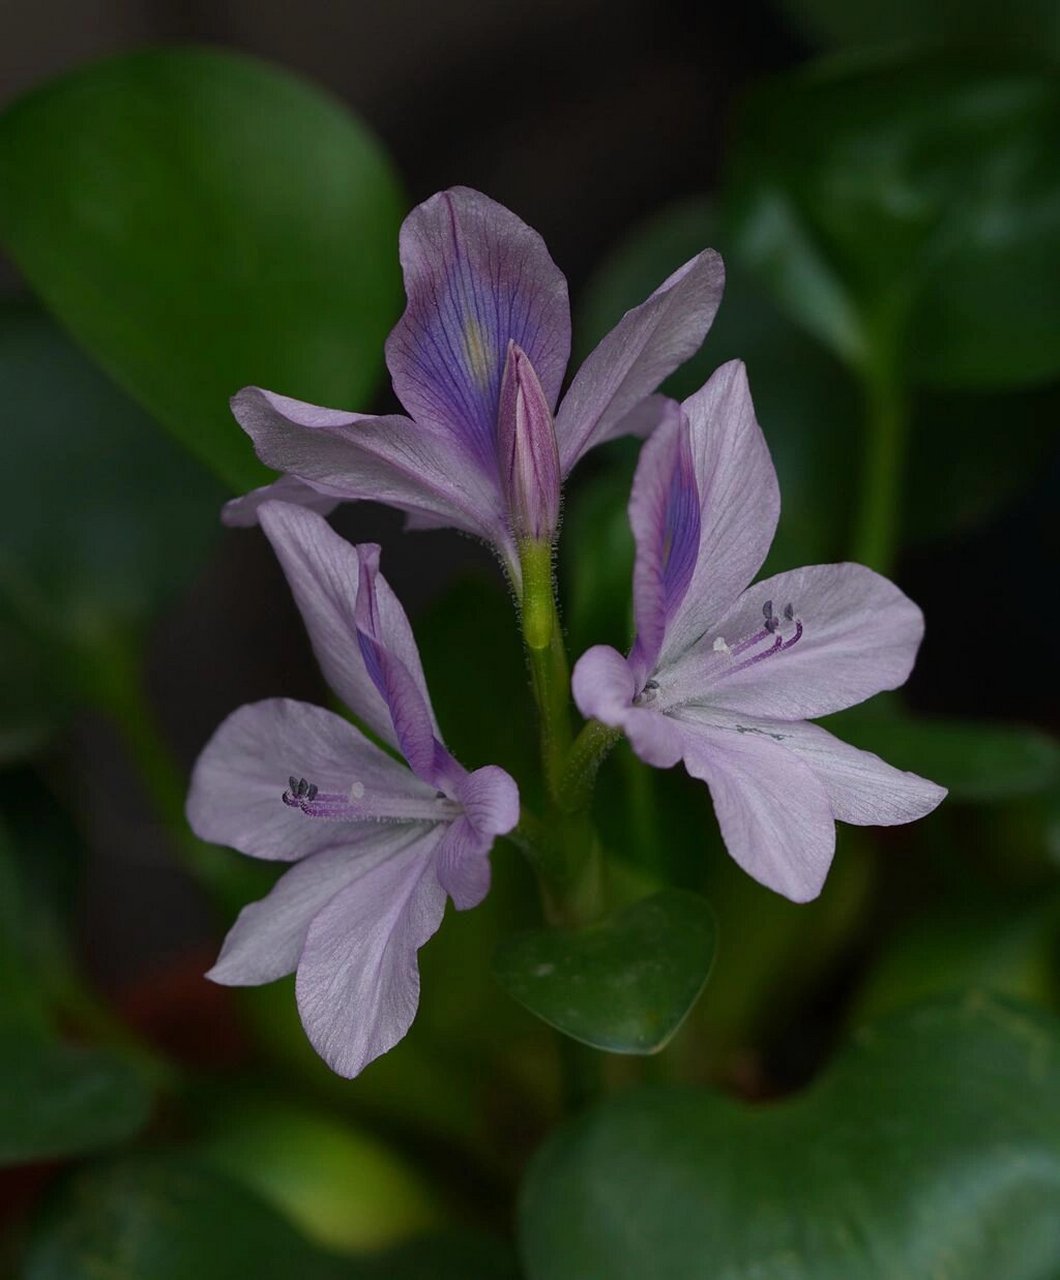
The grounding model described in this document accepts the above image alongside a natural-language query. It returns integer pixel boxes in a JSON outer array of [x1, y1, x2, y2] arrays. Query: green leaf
[[520, 996, 1060, 1279], [493, 890, 717, 1054], [778, 0, 1060, 61], [0, 48, 403, 491], [197, 1096, 442, 1254], [725, 55, 1060, 389], [0, 300, 223, 633], [0, 1040, 152, 1167], [25, 1154, 519, 1280], [853, 903, 1060, 1024], [826, 705, 1060, 802]]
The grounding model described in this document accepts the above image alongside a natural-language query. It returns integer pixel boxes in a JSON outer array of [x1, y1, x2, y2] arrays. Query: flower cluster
[[189, 188, 943, 1077]]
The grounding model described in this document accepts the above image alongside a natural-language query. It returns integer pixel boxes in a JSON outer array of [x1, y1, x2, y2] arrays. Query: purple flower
[[186, 501, 518, 1076], [224, 187, 724, 575], [571, 362, 945, 903]]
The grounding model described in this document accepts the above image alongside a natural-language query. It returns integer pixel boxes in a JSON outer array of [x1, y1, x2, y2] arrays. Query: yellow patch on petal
[[463, 316, 493, 388]]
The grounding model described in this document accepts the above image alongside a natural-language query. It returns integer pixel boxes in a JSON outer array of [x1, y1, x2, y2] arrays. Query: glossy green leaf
[[0, 1040, 152, 1167], [25, 1154, 518, 1280], [520, 996, 1060, 1279], [779, 0, 1060, 60], [827, 705, 1060, 801], [494, 890, 716, 1053], [0, 48, 403, 491], [725, 56, 1060, 389]]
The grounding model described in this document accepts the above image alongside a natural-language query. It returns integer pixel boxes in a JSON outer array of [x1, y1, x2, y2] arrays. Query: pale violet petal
[[556, 248, 724, 474], [386, 187, 570, 472], [571, 646, 684, 768], [258, 502, 440, 750], [671, 707, 947, 826], [669, 562, 924, 722], [186, 698, 433, 862], [678, 718, 836, 903], [231, 385, 509, 551], [658, 361, 780, 667], [435, 765, 520, 909], [222, 474, 339, 528], [207, 825, 429, 985], [627, 403, 700, 683], [295, 840, 448, 1077]]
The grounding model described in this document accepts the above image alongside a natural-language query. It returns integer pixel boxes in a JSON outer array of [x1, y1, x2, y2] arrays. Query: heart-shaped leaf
[[520, 996, 1060, 1279], [725, 55, 1060, 390], [0, 48, 403, 491], [493, 890, 716, 1053]]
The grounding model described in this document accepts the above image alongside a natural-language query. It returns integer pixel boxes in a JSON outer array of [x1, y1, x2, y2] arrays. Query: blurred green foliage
[[521, 997, 1060, 1279], [0, 48, 404, 492]]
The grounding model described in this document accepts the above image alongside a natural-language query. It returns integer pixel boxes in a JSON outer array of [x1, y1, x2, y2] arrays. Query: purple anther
[[783, 603, 794, 621]]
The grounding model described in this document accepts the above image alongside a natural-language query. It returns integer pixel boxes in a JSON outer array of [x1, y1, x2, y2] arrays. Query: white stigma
[[712, 636, 731, 656], [349, 780, 365, 801]]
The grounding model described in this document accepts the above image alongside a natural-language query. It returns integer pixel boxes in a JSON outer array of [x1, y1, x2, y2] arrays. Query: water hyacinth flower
[[572, 361, 945, 903], [187, 501, 518, 1076], [224, 186, 724, 579]]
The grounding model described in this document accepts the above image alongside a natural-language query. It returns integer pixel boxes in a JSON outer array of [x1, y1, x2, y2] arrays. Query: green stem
[[519, 541, 572, 800], [557, 719, 620, 815], [852, 358, 908, 574]]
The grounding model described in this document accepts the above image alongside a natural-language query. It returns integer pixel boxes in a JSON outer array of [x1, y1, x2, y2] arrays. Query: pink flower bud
[[497, 341, 561, 542]]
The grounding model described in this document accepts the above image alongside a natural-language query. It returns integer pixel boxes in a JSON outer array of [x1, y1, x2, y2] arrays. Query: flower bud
[[497, 341, 561, 543]]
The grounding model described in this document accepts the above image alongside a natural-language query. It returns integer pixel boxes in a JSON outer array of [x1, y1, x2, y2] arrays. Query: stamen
[[783, 603, 794, 621], [781, 620, 803, 650]]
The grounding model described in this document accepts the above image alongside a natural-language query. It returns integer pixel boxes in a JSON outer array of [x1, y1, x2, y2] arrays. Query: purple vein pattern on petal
[[628, 404, 700, 682], [679, 720, 836, 903], [295, 839, 448, 1077], [555, 248, 725, 474], [186, 698, 434, 861], [208, 825, 429, 986], [231, 387, 506, 545], [386, 187, 571, 473], [258, 502, 440, 750], [671, 562, 925, 722], [658, 361, 780, 668]]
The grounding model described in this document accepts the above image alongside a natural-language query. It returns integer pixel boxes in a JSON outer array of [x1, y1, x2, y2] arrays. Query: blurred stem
[[83, 627, 244, 915], [558, 720, 620, 815], [852, 354, 908, 574]]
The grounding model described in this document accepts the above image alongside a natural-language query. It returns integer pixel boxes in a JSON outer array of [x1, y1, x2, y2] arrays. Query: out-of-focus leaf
[[25, 1154, 518, 1279], [0, 1040, 152, 1168], [725, 55, 1060, 389], [574, 198, 1056, 586], [779, 0, 1060, 61], [197, 1096, 442, 1254], [494, 890, 716, 1054], [0, 48, 403, 491], [853, 903, 1060, 1025], [520, 996, 1060, 1279], [0, 301, 222, 632], [827, 705, 1060, 801], [358, 1232, 521, 1280]]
